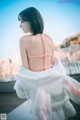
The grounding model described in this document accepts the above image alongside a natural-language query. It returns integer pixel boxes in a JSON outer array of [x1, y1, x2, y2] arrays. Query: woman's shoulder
[[19, 34, 33, 45], [19, 34, 40, 50], [43, 33, 53, 40], [20, 34, 32, 41]]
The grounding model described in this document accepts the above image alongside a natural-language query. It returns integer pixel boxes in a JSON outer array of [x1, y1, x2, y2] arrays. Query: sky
[[0, 0, 80, 60]]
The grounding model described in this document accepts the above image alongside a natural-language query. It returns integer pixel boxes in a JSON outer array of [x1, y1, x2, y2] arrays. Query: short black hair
[[18, 7, 44, 35]]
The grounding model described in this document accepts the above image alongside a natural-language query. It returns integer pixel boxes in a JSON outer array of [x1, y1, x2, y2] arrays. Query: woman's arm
[[19, 36, 29, 69], [52, 41, 55, 65]]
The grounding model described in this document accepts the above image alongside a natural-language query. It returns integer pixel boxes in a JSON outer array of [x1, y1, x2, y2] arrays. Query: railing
[[61, 44, 80, 76], [62, 60, 80, 75]]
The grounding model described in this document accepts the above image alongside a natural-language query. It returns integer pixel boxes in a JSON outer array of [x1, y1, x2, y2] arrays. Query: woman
[[8, 7, 80, 120], [19, 7, 55, 71]]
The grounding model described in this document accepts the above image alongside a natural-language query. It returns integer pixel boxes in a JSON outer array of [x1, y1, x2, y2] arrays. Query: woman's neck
[[24, 32, 33, 36]]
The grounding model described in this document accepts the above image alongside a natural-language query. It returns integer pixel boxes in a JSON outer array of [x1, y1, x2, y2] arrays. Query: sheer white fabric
[[14, 57, 80, 120]]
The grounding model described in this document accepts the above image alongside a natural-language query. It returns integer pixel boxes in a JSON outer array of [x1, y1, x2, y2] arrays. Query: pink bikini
[[27, 34, 53, 72]]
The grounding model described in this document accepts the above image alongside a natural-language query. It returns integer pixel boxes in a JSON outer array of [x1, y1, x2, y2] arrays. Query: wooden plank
[[0, 93, 26, 114]]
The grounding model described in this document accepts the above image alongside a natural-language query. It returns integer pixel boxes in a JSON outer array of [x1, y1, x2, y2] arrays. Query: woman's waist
[[29, 65, 53, 72]]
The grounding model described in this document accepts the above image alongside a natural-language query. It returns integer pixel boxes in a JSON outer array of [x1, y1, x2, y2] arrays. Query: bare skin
[[20, 34, 55, 70], [19, 18, 55, 70]]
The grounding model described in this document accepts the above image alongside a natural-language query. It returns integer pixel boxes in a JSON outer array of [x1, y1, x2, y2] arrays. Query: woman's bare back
[[20, 34, 55, 71]]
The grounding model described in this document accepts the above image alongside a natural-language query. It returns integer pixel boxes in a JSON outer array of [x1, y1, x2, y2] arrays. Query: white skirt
[[14, 57, 80, 120]]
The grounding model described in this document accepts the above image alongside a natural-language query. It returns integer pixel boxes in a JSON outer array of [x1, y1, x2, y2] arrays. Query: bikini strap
[[42, 34, 54, 65]]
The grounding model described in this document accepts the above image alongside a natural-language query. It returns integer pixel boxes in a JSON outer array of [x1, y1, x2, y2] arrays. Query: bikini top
[[27, 34, 54, 72]]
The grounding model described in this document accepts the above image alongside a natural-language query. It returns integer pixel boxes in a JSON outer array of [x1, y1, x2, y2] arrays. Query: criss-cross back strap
[[27, 34, 53, 71]]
